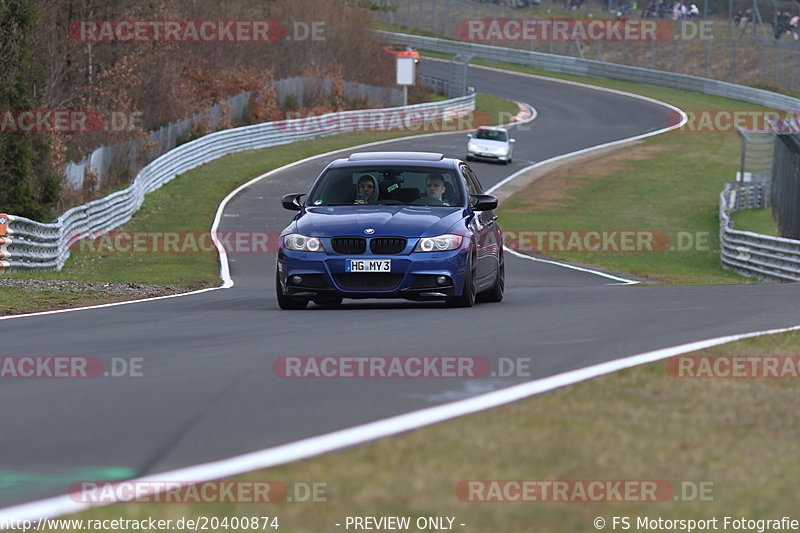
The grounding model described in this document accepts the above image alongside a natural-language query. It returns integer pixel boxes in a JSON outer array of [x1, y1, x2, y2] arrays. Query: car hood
[[469, 138, 508, 150], [291, 206, 465, 238]]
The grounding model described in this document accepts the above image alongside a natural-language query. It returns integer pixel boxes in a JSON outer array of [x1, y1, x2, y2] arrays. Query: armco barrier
[[720, 183, 800, 282], [0, 93, 475, 271], [380, 31, 800, 282]]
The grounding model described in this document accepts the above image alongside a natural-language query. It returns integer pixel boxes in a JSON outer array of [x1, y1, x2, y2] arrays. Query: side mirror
[[281, 193, 305, 211], [470, 194, 498, 211], [467, 133, 473, 138], [510, 139, 516, 143]]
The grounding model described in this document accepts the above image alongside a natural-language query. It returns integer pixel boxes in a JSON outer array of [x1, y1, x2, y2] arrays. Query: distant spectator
[[790, 15, 799, 40], [775, 11, 790, 39], [740, 8, 753, 29], [643, 0, 663, 18]]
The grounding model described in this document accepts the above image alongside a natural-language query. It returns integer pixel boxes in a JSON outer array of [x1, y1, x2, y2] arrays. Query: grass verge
[[0, 287, 135, 317], [731, 207, 780, 236], [54, 330, 800, 531], [0, 93, 516, 315]]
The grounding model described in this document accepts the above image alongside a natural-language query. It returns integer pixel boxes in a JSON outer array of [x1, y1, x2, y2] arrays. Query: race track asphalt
[[2, 60, 799, 510]]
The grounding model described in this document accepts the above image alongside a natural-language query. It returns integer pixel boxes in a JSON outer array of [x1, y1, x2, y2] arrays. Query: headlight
[[414, 234, 463, 252], [496, 145, 509, 155], [468, 142, 479, 152], [284, 233, 323, 252]]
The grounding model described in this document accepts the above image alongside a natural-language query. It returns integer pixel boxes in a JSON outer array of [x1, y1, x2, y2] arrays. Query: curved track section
[[2, 63, 800, 512]]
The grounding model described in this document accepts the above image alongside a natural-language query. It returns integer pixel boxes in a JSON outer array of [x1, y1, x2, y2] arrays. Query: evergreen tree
[[0, 0, 58, 220]]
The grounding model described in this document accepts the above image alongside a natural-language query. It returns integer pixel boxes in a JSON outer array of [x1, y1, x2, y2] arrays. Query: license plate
[[346, 259, 391, 272]]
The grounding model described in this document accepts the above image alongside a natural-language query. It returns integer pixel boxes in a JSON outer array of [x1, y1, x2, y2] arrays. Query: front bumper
[[467, 148, 510, 162], [277, 248, 469, 301]]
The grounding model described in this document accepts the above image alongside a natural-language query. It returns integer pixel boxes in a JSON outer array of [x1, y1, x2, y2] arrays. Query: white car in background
[[466, 126, 515, 165]]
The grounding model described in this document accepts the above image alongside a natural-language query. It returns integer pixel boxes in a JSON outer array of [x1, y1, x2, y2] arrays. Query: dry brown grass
[[504, 142, 671, 212]]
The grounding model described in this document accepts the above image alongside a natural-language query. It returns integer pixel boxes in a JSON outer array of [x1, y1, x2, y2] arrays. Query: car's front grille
[[331, 237, 366, 254], [370, 237, 407, 255], [334, 273, 404, 291]]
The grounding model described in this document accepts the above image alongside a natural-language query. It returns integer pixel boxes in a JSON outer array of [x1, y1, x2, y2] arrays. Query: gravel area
[[0, 278, 188, 298]]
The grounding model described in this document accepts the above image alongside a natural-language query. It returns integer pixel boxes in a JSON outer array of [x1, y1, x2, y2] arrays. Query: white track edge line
[[3, 321, 799, 522], [504, 246, 639, 285]]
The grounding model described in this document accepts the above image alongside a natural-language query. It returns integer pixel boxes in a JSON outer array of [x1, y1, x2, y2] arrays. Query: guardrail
[[380, 30, 800, 282], [379, 31, 800, 111], [0, 93, 475, 271], [720, 183, 800, 281]]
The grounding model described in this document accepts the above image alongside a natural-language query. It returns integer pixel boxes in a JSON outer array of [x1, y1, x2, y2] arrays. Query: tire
[[477, 253, 504, 303], [276, 270, 308, 310], [446, 251, 476, 308]]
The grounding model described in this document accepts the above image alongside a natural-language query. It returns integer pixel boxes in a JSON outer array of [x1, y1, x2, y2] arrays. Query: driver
[[422, 173, 450, 205]]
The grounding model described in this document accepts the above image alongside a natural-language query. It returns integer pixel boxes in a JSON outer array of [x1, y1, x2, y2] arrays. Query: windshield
[[306, 166, 464, 207], [475, 129, 508, 142]]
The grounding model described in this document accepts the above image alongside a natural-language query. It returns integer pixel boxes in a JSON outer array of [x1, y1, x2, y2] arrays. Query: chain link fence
[[418, 54, 475, 96], [735, 128, 773, 212], [770, 132, 800, 237], [374, 0, 800, 93], [65, 78, 403, 190], [738, 129, 774, 184]]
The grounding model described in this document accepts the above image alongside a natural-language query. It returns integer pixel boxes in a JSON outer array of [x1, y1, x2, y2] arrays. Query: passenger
[[354, 174, 379, 204]]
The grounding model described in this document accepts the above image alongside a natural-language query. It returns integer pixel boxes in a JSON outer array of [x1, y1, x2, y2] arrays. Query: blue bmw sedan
[[276, 152, 504, 309]]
